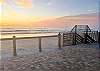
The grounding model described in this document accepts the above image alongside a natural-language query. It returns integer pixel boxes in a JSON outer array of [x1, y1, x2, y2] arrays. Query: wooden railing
[[0, 33, 62, 56]]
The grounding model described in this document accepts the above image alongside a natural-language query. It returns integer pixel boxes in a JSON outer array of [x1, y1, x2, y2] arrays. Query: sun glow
[[0, 0, 98, 28], [0, 0, 57, 28], [0, 1, 2, 27]]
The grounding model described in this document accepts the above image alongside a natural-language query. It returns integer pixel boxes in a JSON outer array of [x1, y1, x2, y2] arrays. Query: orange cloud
[[14, 0, 33, 8]]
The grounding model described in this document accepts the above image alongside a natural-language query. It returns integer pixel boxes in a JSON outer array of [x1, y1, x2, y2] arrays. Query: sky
[[0, 0, 99, 28]]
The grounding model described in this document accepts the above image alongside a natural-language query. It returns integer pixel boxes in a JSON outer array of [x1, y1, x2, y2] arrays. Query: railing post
[[84, 25, 88, 44], [58, 32, 61, 49], [62, 33, 64, 47], [73, 25, 77, 45], [39, 37, 42, 52], [74, 25, 77, 45], [96, 31, 99, 42], [13, 36, 17, 56]]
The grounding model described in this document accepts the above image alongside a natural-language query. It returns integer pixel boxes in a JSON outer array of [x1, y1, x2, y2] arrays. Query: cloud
[[47, 2, 52, 6], [87, 9, 97, 12], [14, 0, 33, 8]]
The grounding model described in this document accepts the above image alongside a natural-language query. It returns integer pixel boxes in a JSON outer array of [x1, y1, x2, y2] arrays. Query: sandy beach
[[1, 0, 99, 71], [0, 32, 99, 71], [0, 42, 99, 71]]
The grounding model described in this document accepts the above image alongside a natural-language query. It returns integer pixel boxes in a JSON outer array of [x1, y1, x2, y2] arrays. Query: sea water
[[0, 28, 66, 39]]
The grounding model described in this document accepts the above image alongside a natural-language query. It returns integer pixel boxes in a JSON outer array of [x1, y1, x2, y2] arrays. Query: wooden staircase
[[71, 25, 98, 45]]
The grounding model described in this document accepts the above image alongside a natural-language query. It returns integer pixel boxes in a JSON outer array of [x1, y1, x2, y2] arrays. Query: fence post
[[62, 33, 64, 47], [13, 36, 17, 56], [58, 32, 61, 49], [39, 37, 42, 52]]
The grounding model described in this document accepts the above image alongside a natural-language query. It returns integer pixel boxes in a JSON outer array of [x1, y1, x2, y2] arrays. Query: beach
[[0, 42, 99, 71], [1, 0, 99, 71], [0, 32, 99, 71]]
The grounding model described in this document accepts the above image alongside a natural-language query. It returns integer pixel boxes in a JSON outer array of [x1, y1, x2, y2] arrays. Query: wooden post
[[62, 33, 64, 47], [39, 37, 42, 52], [72, 25, 77, 45], [74, 25, 77, 45], [96, 31, 99, 42], [98, 32, 100, 44], [13, 36, 17, 56], [84, 25, 88, 44], [72, 32, 74, 45], [58, 32, 61, 49]]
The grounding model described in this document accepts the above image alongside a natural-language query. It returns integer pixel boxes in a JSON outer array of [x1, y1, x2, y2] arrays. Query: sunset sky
[[0, 0, 99, 28]]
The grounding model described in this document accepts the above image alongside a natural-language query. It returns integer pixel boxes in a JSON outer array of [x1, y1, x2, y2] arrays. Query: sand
[[0, 34, 100, 71], [0, 42, 99, 71]]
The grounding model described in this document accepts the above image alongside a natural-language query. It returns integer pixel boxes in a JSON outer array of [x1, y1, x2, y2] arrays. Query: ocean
[[0, 28, 66, 39]]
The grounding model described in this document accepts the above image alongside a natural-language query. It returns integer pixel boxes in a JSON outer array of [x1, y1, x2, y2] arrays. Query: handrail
[[0, 35, 58, 40], [87, 25, 91, 32], [87, 34, 96, 42], [71, 25, 77, 32], [87, 31, 98, 42], [0, 34, 61, 56]]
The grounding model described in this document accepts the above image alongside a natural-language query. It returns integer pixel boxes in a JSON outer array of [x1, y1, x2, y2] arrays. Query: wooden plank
[[63, 32, 74, 46]]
